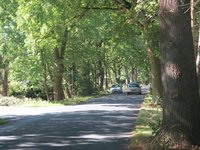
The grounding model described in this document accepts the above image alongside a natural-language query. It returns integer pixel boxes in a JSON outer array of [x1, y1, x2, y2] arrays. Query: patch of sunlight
[[69, 133, 131, 140], [42, 143, 70, 147], [23, 134, 43, 137], [17, 142, 37, 147], [0, 136, 18, 140]]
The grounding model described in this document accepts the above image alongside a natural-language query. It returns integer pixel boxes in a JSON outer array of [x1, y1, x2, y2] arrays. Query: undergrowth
[[129, 94, 162, 150], [129, 94, 200, 150]]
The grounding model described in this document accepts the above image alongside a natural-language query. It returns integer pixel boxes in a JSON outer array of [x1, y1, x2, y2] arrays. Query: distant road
[[0, 94, 145, 150]]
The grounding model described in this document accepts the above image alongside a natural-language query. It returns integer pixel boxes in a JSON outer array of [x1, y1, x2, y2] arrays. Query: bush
[[9, 81, 27, 98]]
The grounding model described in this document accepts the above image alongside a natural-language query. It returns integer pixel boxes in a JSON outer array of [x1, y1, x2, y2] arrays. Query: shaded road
[[0, 94, 145, 150]]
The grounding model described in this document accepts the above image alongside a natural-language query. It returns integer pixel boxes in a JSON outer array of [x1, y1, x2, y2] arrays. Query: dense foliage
[[0, 0, 152, 100], [1, 0, 193, 104]]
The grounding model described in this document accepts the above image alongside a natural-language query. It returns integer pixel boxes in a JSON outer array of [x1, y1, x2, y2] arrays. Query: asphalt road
[[0, 94, 145, 150]]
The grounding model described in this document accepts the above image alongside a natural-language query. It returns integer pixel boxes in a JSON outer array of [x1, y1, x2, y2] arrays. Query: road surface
[[0, 94, 145, 150]]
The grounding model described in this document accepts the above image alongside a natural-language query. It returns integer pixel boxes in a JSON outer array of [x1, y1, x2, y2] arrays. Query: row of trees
[[0, 0, 150, 100], [2, 0, 200, 146]]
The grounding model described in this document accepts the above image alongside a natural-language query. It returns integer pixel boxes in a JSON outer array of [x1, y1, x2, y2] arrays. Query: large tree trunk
[[130, 66, 137, 83], [124, 66, 130, 85], [81, 62, 93, 96], [159, 0, 200, 145], [112, 63, 119, 83], [40, 50, 51, 100], [53, 47, 65, 100], [53, 28, 68, 100], [92, 62, 98, 92], [147, 46, 163, 104], [191, 0, 196, 47], [196, 26, 200, 87], [2, 64, 8, 96], [98, 61, 104, 91], [43, 63, 50, 100], [105, 68, 109, 89]]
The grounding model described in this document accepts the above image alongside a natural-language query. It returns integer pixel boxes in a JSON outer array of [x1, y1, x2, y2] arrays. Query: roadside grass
[[0, 92, 108, 125], [129, 94, 162, 150], [130, 95, 200, 150], [0, 92, 108, 107]]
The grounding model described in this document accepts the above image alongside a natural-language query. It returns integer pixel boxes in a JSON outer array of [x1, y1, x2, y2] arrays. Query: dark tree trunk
[[191, 0, 196, 48], [130, 66, 137, 83], [117, 67, 121, 82], [112, 63, 119, 83], [53, 47, 65, 100], [159, 0, 200, 145], [2, 64, 8, 96], [108, 67, 112, 85], [40, 50, 50, 100], [196, 26, 200, 87], [99, 61, 104, 91], [124, 66, 130, 85], [53, 28, 68, 100], [80, 61, 93, 96], [92, 62, 98, 92], [147, 46, 163, 104], [43, 63, 50, 100], [105, 68, 109, 89]]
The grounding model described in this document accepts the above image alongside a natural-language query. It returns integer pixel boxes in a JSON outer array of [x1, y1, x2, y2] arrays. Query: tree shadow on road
[[0, 95, 144, 150]]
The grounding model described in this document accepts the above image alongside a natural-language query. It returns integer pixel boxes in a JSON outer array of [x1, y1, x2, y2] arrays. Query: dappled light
[[0, 94, 144, 150]]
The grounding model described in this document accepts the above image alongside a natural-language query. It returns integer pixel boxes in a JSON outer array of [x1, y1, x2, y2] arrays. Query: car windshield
[[112, 84, 119, 88], [128, 84, 138, 87]]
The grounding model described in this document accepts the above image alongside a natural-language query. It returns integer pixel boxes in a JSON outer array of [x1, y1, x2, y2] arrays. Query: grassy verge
[[0, 92, 108, 125], [0, 91, 108, 107], [129, 94, 162, 150]]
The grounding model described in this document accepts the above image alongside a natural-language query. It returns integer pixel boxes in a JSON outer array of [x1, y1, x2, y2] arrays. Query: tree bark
[[81, 61, 93, 95], [2, 64, 8, 96], [124, 66, 130, 85], [196, 26, 200, 86], [159, 0, 200, 145], [53, 47, 65, 100], [130, 66, 137, 83], [98, 61, 104, 91], [105, 68, 109, 89], [112, 63, 119, 83], [146, 46, 163, 104], [92, 62, 97, 92], [53, 28, 68, 100], [191, 0, 196, 48], [43, 63, 50, 100]]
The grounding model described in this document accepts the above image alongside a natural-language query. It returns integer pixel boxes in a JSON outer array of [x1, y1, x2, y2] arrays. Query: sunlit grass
[[129, 94, 162, 150], [0, 92, 108, 125], [0, 92, 108, 107]]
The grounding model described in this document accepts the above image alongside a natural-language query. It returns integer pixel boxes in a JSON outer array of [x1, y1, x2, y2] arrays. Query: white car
[[127, 83, 142, 95], [110, 84, 123, 94]]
